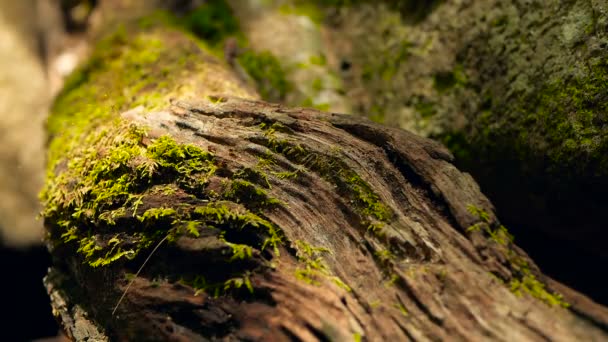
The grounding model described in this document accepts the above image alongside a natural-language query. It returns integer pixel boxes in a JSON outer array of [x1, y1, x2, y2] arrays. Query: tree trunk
[[42, 3, 608, 341]]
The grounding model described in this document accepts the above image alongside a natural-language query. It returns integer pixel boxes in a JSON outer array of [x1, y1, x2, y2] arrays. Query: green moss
[[527, 59, 608, 171], [466, 205, 569, 308], [237, 50, 292, 102], [138, 207, 177, 222], [309, 54, 327, 66], [193, 202, 283, 255], [279, 3, 325, 25], [42, 11, 288, 292], [233, 167, 272, 189], [47, 21, 219, 168], [294, 240, 350, 291], [258, 123, 392, 234], [44, 114, 279, 267], [374, 249, 395, 266], [223, 179, 283, 208], [181, 0, 241, 46], [414, 99, 437, 118], [183, 221, 201, 237], [146, 135, 216, 181], [464, 58, 608, 187], [393, 303, 409, 317], [184, 273, 254, 297], [384, 274, 400, 287], [42, 120, 219, 267], [433, 64, 467, 93]]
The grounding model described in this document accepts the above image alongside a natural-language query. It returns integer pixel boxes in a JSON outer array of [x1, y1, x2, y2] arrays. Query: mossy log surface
[[44, 95, 608, 341], [41, 8, 608, 342]]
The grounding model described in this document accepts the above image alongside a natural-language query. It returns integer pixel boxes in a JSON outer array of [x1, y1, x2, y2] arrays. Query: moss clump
[[146, 135, 216, 183], [466, 205, 569, 308], [43, 121, 283, 269], [42, 122, 218, 267], [193, 202, 283, 255], [237, 50, 292, 102], [223, 179, 283, 209], [42, 13, 284, 310]]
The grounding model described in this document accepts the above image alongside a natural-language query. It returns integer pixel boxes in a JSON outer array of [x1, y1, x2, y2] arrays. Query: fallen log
[[41, 4, 608, 341]]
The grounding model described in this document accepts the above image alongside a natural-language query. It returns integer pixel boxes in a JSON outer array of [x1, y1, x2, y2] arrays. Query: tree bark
[[42, 3, 608, 341]]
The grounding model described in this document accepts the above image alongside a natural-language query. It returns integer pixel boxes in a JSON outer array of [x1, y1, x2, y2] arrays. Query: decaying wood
[[40, 2, 608, 341], [44, 96, 608, 341]]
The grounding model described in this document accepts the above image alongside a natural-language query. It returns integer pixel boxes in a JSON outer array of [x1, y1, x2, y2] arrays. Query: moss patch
[[433, 64, 467, 93], [466, 206, 569, 308], [293, 240, 351, 291], [181, 0, 241, 46], [237, 50, 292, 102], [256, 122, 392, 235], [454, 59, 608, 186], [42, 15, 277, 291]]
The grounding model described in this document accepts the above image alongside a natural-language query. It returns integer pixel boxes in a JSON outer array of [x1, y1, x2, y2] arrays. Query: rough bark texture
[[42, 3, 608, 342]]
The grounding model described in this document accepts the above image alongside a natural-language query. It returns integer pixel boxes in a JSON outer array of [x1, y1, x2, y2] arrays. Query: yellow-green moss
[[466, 205, 569, 308], [183, 272, 254, 297], [279, 3, 325, 25], [193, 202, 283, 255], [443, 59, 608, 207], [258, 122, 393, 234], [293, 240, 351, 291], [42, 10, 280, 300], [42, 120, 219, 267]]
